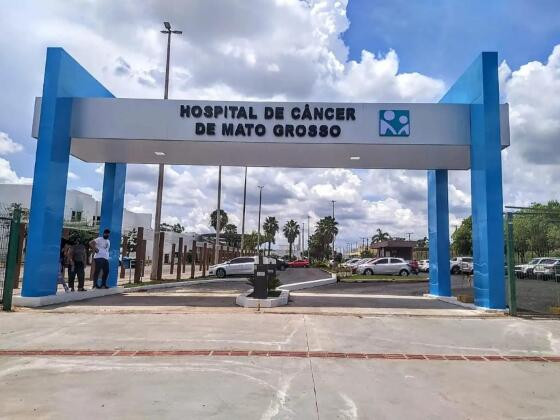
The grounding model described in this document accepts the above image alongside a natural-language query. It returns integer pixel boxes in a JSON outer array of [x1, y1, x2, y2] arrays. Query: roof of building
[[369, 240, 417, 249]]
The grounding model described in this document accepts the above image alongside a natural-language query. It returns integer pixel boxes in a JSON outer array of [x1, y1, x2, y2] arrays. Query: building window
[[71, 211, 82, 222]]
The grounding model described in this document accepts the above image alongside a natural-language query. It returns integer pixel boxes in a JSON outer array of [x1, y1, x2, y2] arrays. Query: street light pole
[[257, 186, 264, 259], [302, 222, 305, 258], [151, 21, 182, 280], [214, 166, 222, 264], [331, 200, 336, 260], [240, 167, 247, 251]]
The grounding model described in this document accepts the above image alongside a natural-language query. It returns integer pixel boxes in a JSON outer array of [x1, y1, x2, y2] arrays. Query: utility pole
[[302, 222, 305, 258], [331, 200, 336, 260], [240, 166, 247, 251], [257, 186, 264, 258], [406, 232, 413, 241], [151, 21, 182, 280], [214, 166, 222, 264]]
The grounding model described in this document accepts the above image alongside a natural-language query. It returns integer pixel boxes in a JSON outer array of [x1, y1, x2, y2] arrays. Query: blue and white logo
[[379, 110, 410, 137]]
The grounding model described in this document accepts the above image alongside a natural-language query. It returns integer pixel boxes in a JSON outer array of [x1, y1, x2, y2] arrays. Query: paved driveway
[[1, 311, 560, 419]]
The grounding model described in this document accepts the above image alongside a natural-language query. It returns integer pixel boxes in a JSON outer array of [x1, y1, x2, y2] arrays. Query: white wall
[[0, 183, 152, 232]]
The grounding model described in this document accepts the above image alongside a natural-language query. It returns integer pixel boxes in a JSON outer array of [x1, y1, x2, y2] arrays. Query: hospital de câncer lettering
[[180, 103, 356, 138]]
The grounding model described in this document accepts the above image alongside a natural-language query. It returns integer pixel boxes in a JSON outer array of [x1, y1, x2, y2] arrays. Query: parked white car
[[347, 258, 372, 272], [209, 256, 272, 278], [356, 257, 412, 276], [515, 257, 548, 278], [419, 259, 429, 272], [450, 257, 473, 274], [341, 258, 360, 268], [533, 258, 560, 279]]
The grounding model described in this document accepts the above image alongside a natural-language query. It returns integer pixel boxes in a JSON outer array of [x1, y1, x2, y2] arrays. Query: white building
[[0, 183, 152, 231], [0, 183, 199, 262]]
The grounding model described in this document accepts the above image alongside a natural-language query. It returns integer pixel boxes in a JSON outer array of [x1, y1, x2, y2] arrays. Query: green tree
[[243, 231, 265, 252], [263, 216, 279, 256], [371, 228, 390, 243], [307, 216, 339, 261], [124, 228, 138, 254], [223, 223, 239, 247], [161, 222, 185, 233], [282, 220, 300, 259], [452, 216, 472, 256], [8, 202, 30, 221], [210, 209, 228, 233]]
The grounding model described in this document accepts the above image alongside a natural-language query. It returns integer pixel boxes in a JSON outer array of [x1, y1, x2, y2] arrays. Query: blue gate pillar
[[427, 169, 451, 296], [99, 163, 127, 288], [22, 48, 115, 297], [440, 52, 505, 309]]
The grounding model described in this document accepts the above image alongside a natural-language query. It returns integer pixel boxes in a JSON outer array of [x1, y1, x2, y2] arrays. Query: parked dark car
[[275, 258, 289, 271]]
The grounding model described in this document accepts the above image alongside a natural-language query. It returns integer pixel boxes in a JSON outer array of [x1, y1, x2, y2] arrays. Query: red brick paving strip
[[0, 349, 558, 362]]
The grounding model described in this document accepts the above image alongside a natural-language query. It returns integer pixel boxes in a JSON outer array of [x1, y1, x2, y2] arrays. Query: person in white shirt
[[89, 229, 111, 289]]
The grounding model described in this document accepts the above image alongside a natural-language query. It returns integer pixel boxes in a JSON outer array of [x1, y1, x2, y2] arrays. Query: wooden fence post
[[134, 227, 144, 283], [170, 243, 176, 275], [191, 240, 196, 279], [202, 243, 207, 277], [183, 245, 187, 273], [157, 232, 164, 281], [120, 236, 128, 279], [177, 237, 183, 280]]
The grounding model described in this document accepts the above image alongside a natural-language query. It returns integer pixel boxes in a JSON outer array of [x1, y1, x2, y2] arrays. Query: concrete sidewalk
[[1, 311, 560, 419], [2, 312, 559, 355]]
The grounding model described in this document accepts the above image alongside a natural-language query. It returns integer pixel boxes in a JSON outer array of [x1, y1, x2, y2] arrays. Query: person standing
[[68, 238, 87, 291], [90, 229, 111, 289]]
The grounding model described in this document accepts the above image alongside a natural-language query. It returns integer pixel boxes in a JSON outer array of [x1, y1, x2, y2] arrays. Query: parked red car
[[288, 259, 310, 268]]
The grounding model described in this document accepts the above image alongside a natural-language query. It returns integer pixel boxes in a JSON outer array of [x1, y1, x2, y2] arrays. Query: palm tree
[[372, 228, 390, 243], [315, 216, 338, 259], [263, 216, 279, 256], [317, 216, 338, 243], [282, 220, 300, 260], [223, 223, 238, 247], [210, 209, 228, 233]]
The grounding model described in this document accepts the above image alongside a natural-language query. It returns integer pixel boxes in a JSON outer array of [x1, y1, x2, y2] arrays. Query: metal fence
[[0, 208, 21, 310], [505, 210, 560, 316], [0, 216, 11, 303]]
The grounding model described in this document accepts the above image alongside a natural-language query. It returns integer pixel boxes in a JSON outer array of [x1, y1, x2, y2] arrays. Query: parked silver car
[[450, 257, 473, 274], [533, 258, 560, 280], [356, 257, 411, 276], [341, 258, 360, 268], [208, 256, 265, 278], [515, 257, 548, 278]]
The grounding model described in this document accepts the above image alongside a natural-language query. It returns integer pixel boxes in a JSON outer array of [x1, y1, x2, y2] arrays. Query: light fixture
[[350, 156, 360, 160], [154, 151, 166, 156]]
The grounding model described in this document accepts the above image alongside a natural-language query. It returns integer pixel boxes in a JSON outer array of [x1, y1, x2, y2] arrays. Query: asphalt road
[[277, 267, 331, 284]]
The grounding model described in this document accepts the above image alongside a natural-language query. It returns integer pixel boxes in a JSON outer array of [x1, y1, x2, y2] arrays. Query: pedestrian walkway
[[1, 311, 559, 419]]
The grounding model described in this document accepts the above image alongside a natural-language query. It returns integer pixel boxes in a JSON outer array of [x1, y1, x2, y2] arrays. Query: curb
[[13, 287, 125, 308]]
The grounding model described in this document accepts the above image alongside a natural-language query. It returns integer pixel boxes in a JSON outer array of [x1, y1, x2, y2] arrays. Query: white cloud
[[0, 158, 32, 184], [0, 132, 23, 155], [68, 171, 79, 180], [0, 1, 558, 247], [500, 44, 560, 206]]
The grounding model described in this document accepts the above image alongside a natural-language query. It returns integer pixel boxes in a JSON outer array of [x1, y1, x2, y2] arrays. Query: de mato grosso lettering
[[179, 104, 356, 138]]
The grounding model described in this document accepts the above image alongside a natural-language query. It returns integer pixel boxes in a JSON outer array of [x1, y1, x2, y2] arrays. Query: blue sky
[[0, 0, 558, 245], [344, 0, 560, 82]]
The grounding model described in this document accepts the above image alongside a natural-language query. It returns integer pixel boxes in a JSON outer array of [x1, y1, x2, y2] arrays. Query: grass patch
[[343, 274, 428, 283]]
